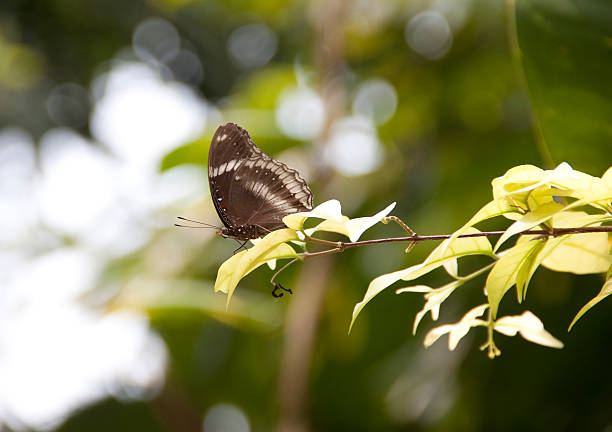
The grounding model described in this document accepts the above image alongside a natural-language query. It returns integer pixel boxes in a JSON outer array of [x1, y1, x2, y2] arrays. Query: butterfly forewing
[[208, 123, 313, 239]]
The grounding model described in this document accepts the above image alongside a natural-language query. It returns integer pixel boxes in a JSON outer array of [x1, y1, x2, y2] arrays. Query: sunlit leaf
[[515, 239, 545, 302], [494, 202, 564, 252], [284, 200, 397, 242], [283, 199, 344, 231], [350, 228, 493, 332], [214, 229, 299, 307], [491, 162, 574, 204], [423, 304, 488, 350], [494, 311, 563, 348], [397, 281, 462, 334], [541, 230, 612, 275], [344, 202, 396, 242], [487, 239, 545, 318], [569, 269, 612, 331], [515, 211, 612, 299], [603, 166, 612, 187]]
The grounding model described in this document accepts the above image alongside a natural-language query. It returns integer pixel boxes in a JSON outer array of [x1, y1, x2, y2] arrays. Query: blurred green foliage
[[1, 0, 611, 431]]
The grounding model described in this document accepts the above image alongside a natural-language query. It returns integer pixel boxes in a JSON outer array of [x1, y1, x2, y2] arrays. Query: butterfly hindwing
[[208, 123, 313, 239]]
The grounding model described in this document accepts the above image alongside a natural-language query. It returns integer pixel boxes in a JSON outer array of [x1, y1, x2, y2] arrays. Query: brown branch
[[299, 226, 612, 258]]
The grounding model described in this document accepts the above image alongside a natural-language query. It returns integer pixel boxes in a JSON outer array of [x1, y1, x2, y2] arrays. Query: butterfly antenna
[[175, 217, 221, 231]]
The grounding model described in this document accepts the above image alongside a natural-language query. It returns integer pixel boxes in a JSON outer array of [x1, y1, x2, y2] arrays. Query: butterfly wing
[[208, 123, 312, 233], [230, 153, 312, 231], [208, 123, 256, 229]]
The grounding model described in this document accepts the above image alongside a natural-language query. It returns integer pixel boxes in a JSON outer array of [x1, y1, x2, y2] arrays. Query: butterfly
[[207, 123, 313, 241]]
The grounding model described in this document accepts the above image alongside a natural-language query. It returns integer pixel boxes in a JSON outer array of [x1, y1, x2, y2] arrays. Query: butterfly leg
[[233, 239, 249, 254]]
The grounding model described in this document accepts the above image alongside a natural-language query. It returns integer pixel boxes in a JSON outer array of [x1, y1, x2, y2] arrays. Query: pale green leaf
[[525, 187, 573, 210], [283, 199, 343, 230], [563, 188, 612, 212], [304, 218, 350, 238], [285, 200, 397, 242], [494, 311, 563, 348], [515, 240, 545, 302], [344, 202, 396, 242], [443, 259, 459, 278], [569, 271, 612, 331], [491, 164, 545, 200], [350, 228, 493, 332], [423, 304, 488, 350], [491, 162, 574, 203], [602, 166, 612, 187], [398, 281, 462, 334], [214, 229, 299, 307], [541, 232, 612, 274], [444, 199, 518, 250], [487, 239, 545, 318], [516, 211, 612, 299], [494, 202, 564, 252]]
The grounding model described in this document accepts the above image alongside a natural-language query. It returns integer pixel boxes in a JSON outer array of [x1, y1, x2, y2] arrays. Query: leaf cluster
[[216, 163, 612, 358]]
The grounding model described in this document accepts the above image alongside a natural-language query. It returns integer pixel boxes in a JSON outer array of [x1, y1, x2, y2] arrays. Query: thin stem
[[294, 225, 612, 260], [479, 307, 501, 359], [303, 226, 612, 252]]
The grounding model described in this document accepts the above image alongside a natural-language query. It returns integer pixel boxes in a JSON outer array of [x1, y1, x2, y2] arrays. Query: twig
[[296, 226, 612, 259]]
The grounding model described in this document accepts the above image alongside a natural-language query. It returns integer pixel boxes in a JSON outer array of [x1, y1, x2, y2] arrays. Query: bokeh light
[[324, 116, 383, 176], [227, 23, 278, 69], [352, 78, 398, 125], [90, 61, 207, 166], [203, 404, 250, 432], [276, 86, 326, 140], [405, 11, 453, 60]]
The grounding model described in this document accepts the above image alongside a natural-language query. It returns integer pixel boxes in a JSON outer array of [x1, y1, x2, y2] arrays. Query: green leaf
[[487, 239, 545, 318], [569, 269, 612, 331], [494, 311, 563, 348], [350, 228, 493, 332], [214, 229, 299, 307], [160, 136, 210, 171], [494, 202, 564, 252], [514, 0, 612, 174]]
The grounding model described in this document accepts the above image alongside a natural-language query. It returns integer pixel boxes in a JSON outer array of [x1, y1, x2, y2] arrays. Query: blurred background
[[1, 0, 611, 431]]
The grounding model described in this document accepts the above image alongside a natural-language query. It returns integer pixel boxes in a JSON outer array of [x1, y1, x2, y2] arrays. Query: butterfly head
[[219, 224, 264, 241]]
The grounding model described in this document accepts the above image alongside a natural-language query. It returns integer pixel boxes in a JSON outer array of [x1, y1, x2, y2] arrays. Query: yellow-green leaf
[[214, 229, 299, 307], [491, 162, 574, 204], [515, 240, 545, 302], [423, 304, 488, 350], [283, 199, 343, 231], [350, 228, 493, 332], [397, 280, 462, 334], [569, 270, 612, 331], [284, 200, 397, 242], [541, 231, 612, 274], [494, 202, 564, 252], [494, 311, 563, 348], [344, 202, 396, 241], [487, 239, 545, 318]]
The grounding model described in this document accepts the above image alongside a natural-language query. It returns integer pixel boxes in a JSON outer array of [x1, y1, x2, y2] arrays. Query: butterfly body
[[208, 123, 313, 241]]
